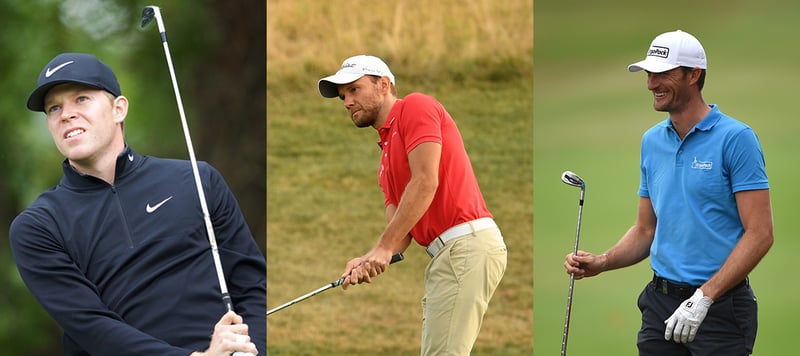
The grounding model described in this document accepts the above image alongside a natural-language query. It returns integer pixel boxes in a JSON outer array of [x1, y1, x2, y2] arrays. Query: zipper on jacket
[[110, 186, 135, 249]]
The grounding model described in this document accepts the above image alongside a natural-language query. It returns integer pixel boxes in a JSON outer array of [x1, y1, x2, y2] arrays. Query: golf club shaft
[[266, 282, 336, 316], [142, 7, 254, 356], [572, 190, 585, 257], [562, 182, 585, 356], [561, 204, 583, 356], [562, 274, 575, 356], [144, 6, 231, 309], [267, 253, 404, 316]]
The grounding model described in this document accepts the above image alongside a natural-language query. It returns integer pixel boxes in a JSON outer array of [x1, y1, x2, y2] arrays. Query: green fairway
[[535, 1, 800, 355]]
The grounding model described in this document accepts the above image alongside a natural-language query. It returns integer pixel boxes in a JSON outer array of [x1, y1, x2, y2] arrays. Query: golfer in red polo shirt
[[318, 55, 508, 355]]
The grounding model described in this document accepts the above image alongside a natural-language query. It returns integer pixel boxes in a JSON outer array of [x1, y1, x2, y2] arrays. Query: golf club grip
[[390, 252, 405, 264], [332, 253, 405, 287]]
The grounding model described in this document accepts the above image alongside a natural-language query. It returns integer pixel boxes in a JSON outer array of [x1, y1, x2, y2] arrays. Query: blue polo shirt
[[638, 105, 769, 285]]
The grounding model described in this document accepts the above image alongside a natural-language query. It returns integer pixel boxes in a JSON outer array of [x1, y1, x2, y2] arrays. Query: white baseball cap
[[318, 55, 395, 98], [628, 30, 707, 73]]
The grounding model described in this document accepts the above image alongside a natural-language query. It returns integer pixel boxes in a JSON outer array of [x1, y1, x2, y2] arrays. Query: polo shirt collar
[[661, 104, 721, 133], [60, 145, 143, 189], [376, 99, 404, 149], [693, 104, 721, 132]]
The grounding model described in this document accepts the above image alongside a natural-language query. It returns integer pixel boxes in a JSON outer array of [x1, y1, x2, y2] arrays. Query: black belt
[[652, 275, 748, 300]]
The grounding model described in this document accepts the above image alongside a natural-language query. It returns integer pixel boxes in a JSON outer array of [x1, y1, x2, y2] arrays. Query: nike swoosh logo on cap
[[146, 196, 173, 214], [45, 61, 75, 78]]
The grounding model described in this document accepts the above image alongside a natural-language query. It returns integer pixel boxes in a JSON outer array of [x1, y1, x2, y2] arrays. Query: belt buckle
[[660, 279, 669, 295], [426, 237, 444, 258]]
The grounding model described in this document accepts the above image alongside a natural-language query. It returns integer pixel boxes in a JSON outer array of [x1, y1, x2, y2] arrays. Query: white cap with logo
[[628, 30, 706, 73], [318, 55, 395, 98]]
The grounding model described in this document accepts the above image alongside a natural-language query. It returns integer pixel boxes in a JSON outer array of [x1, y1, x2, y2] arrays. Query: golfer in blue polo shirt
[[564, 30, 773, 355]]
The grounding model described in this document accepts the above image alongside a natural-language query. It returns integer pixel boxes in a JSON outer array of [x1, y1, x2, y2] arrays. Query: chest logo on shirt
[[690, 157, 713, 170], [145, 196, 173, 213]]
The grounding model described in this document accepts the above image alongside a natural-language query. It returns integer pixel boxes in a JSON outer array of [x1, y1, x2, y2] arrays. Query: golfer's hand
[[340, 248, 392, 290], [564, 250, 607, 279], [191, 311, 258, 356], [361, 247, 393, 277], [664, 288, 713, 343], [340, 257, 364, 290]]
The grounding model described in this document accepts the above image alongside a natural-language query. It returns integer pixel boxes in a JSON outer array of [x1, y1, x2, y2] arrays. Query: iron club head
[[141, 5, 167, 36], [561, 171, 585, 189], [141, 6, 157, 28]]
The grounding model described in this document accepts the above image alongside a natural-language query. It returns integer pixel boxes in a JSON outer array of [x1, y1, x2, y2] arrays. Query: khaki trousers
[[420, 226, 507, 355]]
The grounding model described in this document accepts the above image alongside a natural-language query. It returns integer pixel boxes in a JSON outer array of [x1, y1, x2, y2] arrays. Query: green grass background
[[534, 1, 800, 355]]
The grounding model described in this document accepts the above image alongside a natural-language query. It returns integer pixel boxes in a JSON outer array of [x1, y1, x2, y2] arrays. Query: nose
[[342, 95, 354, 109], [60, 103, 78, 121]]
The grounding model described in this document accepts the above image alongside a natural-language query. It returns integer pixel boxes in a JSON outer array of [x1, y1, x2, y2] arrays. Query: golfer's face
[[646, 68, 693, 113], [44, 83, 124, 164], [338, 76, 383, 128]]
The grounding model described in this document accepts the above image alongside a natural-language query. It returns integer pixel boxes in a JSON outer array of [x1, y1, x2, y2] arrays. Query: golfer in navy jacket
[[9, 53, 265, 355]]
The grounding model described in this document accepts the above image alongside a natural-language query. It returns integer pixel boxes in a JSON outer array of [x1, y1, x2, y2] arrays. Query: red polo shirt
[[377, 93, 492, 246]]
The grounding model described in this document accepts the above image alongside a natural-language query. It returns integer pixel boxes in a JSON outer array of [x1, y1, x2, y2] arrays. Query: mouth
[[64, 128, 85, 139], [654, 91, 667, 99]]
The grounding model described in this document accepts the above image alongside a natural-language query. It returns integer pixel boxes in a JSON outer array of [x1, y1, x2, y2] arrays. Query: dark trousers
[[636, 278, 758, 356]]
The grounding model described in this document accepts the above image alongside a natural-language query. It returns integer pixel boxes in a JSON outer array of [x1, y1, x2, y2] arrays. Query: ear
[[688, 68, 701, 86], [112, 96, 129, 124], [380, 76, 392, 94]]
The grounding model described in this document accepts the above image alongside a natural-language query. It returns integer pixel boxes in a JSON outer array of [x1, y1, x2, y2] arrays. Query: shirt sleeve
[[9, 211, 194, 356], [205, 163, 267, 354], [398, 93, 444, 153], [726, 128, 769, 193], [638, 132, 651, 198]]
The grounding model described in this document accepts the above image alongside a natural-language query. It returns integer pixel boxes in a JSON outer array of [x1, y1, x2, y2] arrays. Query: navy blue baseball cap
[[27, 53, 122, 112]]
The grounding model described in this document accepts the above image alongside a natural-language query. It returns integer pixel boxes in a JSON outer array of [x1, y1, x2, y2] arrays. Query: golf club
[[560, 170, 585, 356], [141, 6, 254, 355], [267, 253, 405, 316]]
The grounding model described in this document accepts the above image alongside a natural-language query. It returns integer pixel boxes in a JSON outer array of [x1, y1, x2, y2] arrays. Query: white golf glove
[[664, 288, 714, 343]]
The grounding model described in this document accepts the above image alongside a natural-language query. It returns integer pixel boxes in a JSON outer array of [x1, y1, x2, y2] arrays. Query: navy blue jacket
[[9, 147, 266, 355]]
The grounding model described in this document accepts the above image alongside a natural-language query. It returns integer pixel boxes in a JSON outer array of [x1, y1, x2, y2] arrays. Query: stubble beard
[[352, 110, 377, 128], [351, 94, 383, 128], [654, 92, 688, 113]]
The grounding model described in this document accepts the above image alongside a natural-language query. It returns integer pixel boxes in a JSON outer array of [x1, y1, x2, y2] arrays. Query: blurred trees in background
[[0, 0, 264, 352]]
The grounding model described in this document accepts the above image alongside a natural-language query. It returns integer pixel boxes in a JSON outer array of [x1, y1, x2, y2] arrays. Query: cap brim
[[627, 59, 679, 73], [317, 72, 365, 98], [26, 81, 66, 112], [26, 80, 109, 112]]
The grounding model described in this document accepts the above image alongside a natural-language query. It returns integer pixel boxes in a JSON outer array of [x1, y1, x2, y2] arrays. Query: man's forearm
[[701, 189, 775, 299], [604, 197, 657, 272], [605, 224, 654, 271], [701, 230, 773, 299], [377, 176, 436, 252]]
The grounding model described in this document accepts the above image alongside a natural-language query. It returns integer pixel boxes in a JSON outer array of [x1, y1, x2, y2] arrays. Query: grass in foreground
[[267, 77, 532, 355]]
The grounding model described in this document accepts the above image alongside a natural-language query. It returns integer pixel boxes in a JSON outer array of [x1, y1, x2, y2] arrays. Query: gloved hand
[[664, 288, 714, 343]]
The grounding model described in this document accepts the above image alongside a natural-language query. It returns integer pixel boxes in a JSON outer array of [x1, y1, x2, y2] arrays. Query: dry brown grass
[[266, 0, 533, 94]]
